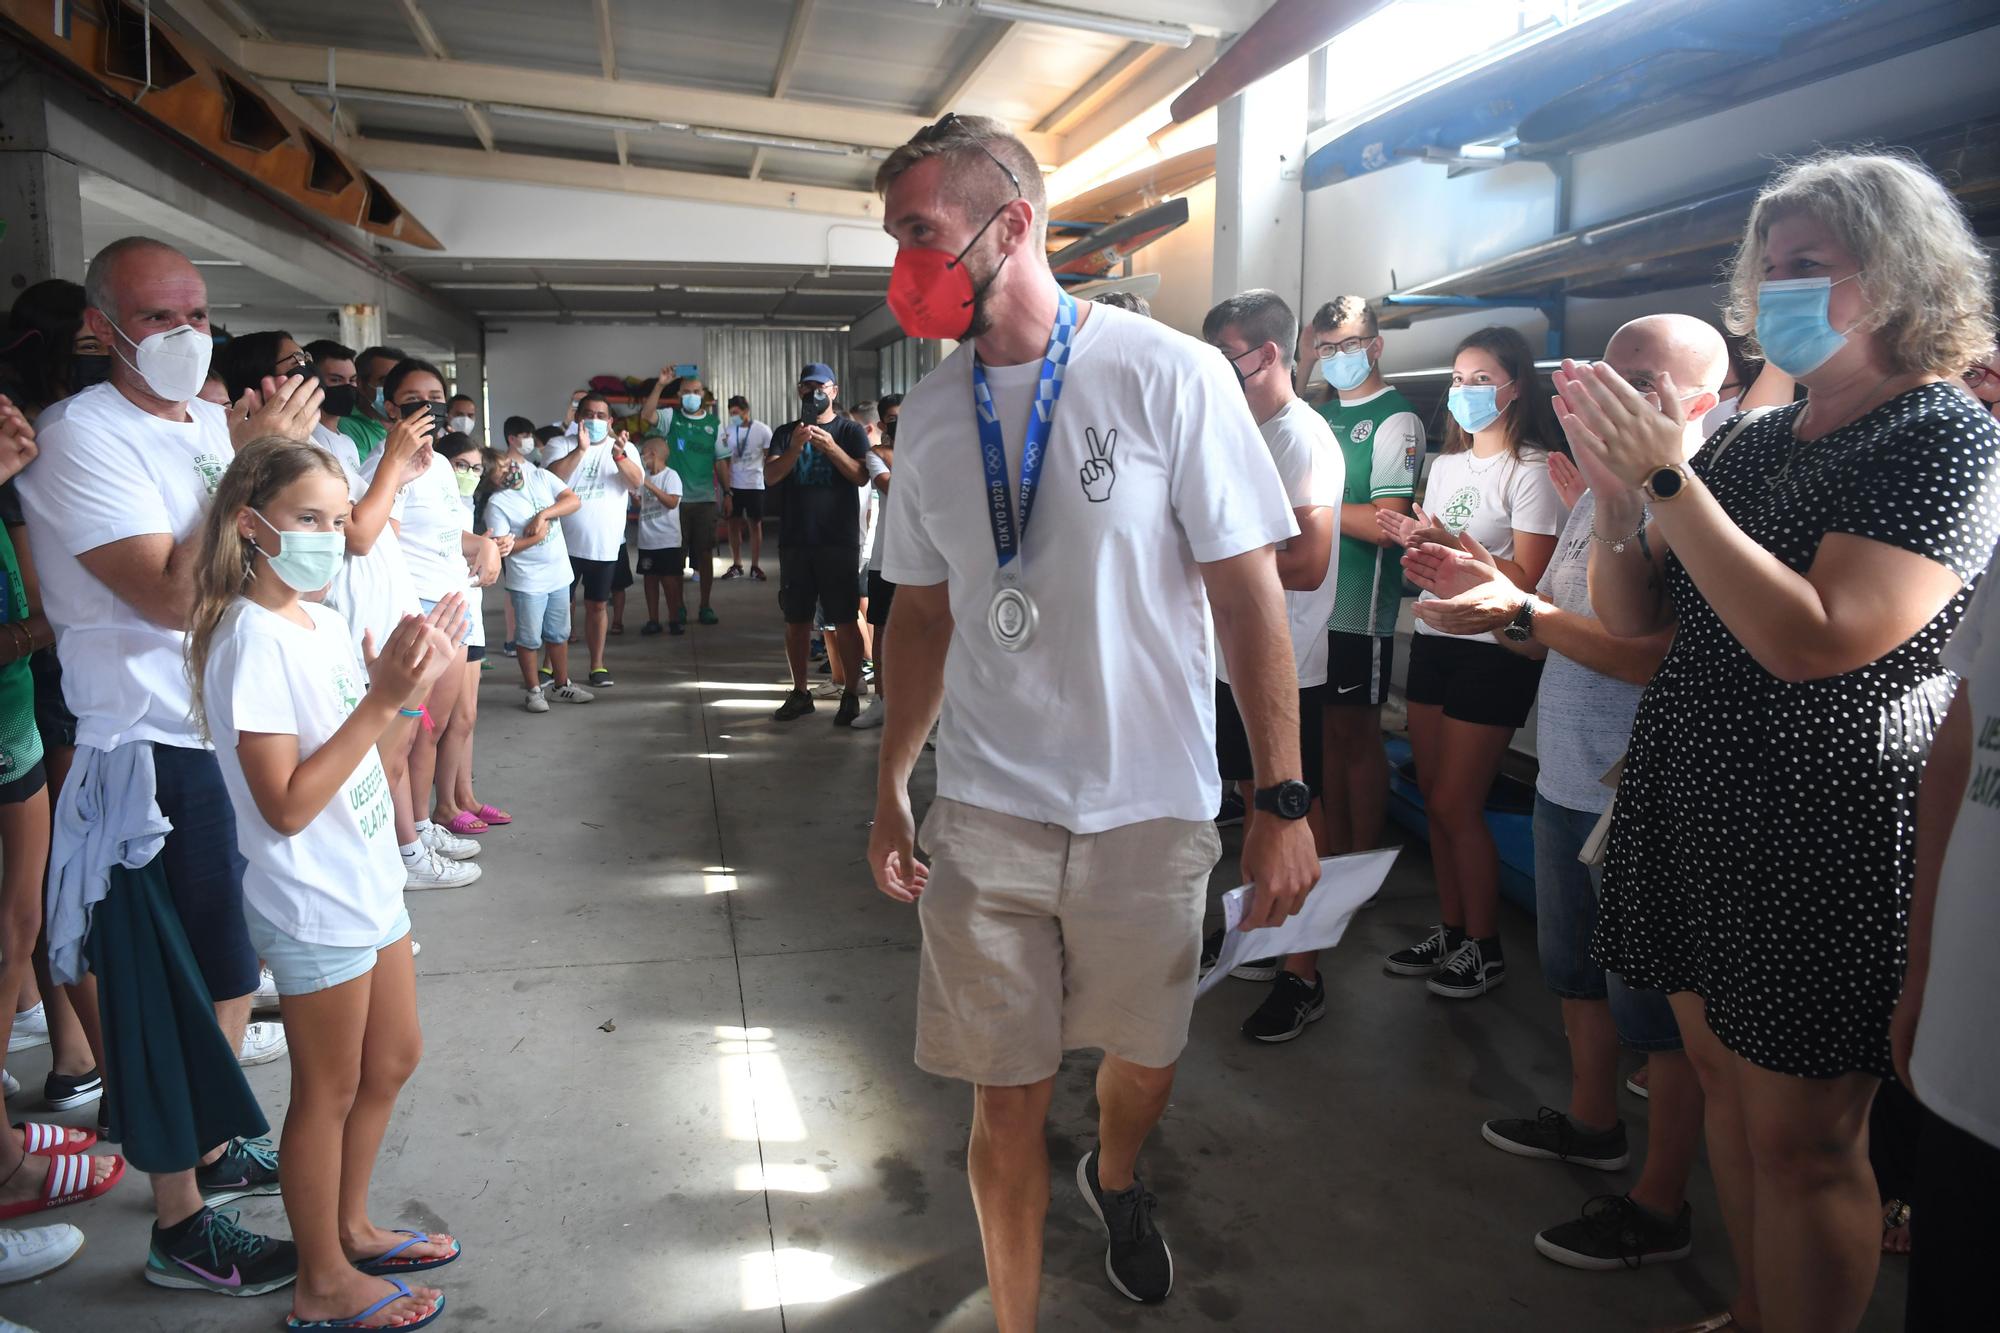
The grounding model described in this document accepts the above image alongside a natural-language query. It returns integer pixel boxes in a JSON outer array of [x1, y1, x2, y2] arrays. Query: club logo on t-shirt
[[1442, 485, 1480, 534], [1080, 427, 1117, 503], [330, 663, 361, 717], [194, 454, 226, 494], [1351, 419, 1375, 444]]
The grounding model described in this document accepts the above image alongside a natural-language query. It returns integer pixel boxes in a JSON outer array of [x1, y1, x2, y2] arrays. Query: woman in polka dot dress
[[1558, 153, 2000, 1333]]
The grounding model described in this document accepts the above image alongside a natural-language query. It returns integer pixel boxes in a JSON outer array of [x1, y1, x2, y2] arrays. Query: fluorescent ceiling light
[[475, 310, 560, 317], [681, 285, 789, 295], [547, 282, 660, 293], [290, 83, 464, 112], [560, 310, 657, 318], [970, 0, 1193, 47], [208, 303, 245, 310], [431, 282, 541, 291], [191, 259, 243, 267], [693, 127, 853, 156], [487, 103, 661, 133]]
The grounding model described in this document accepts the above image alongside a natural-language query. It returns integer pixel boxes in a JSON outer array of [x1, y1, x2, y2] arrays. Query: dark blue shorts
[[152, 743, 258, 1002]]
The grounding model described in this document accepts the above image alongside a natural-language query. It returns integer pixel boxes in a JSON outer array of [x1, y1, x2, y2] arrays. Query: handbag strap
[[1701, 405, 1778, 467]]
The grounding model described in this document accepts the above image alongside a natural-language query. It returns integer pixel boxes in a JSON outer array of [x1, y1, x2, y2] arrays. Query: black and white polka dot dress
[[1594, 383, 2000, 1078]]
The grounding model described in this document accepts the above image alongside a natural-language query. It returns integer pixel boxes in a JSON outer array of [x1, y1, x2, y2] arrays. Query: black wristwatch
[[1502, 598, 1537, 643], [1642, 462, 1691, 502], [1253, 780, 1313, 822]]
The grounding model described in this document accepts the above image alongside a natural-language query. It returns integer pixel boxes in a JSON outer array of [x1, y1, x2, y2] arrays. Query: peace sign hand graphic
[[1080, 427, 1117, 503]]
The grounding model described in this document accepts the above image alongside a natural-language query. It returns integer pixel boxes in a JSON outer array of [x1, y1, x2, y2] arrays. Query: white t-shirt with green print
[[1412, 445, 1564, 643]]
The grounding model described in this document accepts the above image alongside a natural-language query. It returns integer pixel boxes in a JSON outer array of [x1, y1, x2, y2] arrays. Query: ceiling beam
[[1058, 35, 1220, 149], [748, 147, 767, 181], [927, 19, 1018, 119], [770, 0, 816, 99], [351, 138, 883, 219], [1034, 41, 1153, 135], [463, 103, 495, 152], [614, 129, 631, 167], [240, 41, 1063, 161], [392, 0, 451, 61], [595, 0, 617, 80]]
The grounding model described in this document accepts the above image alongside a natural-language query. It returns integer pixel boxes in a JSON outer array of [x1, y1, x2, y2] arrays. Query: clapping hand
[[1376, 502, 1459, 551], [1550, 359, 1685, 490], [362, 598, 460, 710], [1547, 451, 1590, 509], [231, 373, 324, 447], [490, 533, 515, 559], [381, 411, 436, 484], [0, 396, 38, 484], [1406, 530, 1527, 636]]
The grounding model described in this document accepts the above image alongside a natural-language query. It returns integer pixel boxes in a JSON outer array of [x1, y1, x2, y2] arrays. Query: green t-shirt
[[0, 525, 43, 781], [1315, 386, 1423, 637], [652, 409, 722, 504], [339, 414, 388, 462]]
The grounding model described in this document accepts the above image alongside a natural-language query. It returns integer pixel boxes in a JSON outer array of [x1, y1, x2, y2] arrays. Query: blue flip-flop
[[286, 1279, 444, 1330], [356, 1230, 462, 1276]]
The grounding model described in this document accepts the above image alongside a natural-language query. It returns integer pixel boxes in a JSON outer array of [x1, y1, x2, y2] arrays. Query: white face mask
[[109, 323, 213, 403], [448, 414, 476, 435], [1701, 395, 1741, 436]]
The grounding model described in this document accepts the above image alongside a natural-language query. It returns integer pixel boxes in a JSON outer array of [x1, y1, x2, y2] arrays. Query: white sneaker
[[251, 967, 280, 1011], [849, 696, 887, 730], [421, 823, 481, 861], [404, 849, 482, 891], [549, 680, 595, 703], [810, 680, 845, 699], [237, 1021, 288, 1067], [1, 1070, 17, 1099], [7, 1003, 47, 1053], [0, 1221, 84, 1285], [523, 684, 550, 713]]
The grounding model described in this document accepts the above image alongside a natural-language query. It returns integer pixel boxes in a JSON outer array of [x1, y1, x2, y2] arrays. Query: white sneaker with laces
[[251, 967, 280, 1011], [523, 684, 550, 713], [1, 1069, 17, 1099], [404, 849, 482, 891], [549, 681, 595, 703], [421, 823, 481, 861], [849, 696, 887, 730], [237, 1021, 288, 1067], [7, 1001, 48, 1053], [810, 680, 845, 699], [0, 1221, 85, 1285]]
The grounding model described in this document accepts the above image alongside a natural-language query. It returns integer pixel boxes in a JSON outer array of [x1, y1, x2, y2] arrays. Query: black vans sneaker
[[1077, 1149, 1172, 1304], [1535, 1194, 1693, 1271], [773, 691, 815, 722], [1197, 927, 1277, 982], [1427, 935, 1505, 998], [1482, 1107, 1630, 1171], [144, 1206, 298, 1296], [1385, 923, 1456, 976], [43, 1066, 103, 1112], [1241, 972, 1326, 1043], [195, 1136, 281, 1207]]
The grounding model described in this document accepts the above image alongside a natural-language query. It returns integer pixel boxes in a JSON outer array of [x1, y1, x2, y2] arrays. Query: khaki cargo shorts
[[914, 797, 1222, 1086]]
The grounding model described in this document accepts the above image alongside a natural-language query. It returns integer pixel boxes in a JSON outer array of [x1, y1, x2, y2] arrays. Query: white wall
[[483, 322, 706, 433], [1145, 177, 1220, 337]]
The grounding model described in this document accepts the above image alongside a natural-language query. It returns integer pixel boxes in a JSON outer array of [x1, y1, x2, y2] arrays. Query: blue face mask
[[1447, 380, 1511, 434], [371, 384, 385, 414], [1321, 347, 1373, 393], [681, 392, 706, 415], [1755, 274, 1862, 377], [252, 510, 344, 593], [581, 419, 609, 444]]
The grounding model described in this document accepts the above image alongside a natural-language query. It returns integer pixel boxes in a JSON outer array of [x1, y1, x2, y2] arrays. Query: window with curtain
[[703, 329, 852, 426]]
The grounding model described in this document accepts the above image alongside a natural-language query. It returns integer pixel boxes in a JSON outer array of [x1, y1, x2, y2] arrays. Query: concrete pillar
[[1212, 55, 1308, 312], [339, 303, 384, 352], [0, 57, 86, 300]]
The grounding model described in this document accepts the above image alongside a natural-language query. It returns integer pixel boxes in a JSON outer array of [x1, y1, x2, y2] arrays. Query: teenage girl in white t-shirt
[[187, 439, 464, 1332], [1378, 326, 1563, 999]]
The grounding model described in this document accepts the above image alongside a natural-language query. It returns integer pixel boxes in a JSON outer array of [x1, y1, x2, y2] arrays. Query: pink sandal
[[441, 812, 488, 837], [472, 804, 512, 826]]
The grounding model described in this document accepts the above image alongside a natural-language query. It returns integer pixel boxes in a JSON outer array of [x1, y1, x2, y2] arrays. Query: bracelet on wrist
[[1587, 514, 1648, 553], [398, 706, 425, 718]]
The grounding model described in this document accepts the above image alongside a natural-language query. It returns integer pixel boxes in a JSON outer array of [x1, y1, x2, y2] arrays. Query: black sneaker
[[1215, 791, 1245, 827], [774, 691, 815, 722], [144, 1206, 298, 1296], [1428, 935, 1505, 998], [1242, 972, 1326, 1043], [1197, 927, 1278, 982], [539, 665, 553, 681], [1385, 923, 1456, 976], [195, 1136, 282, 1207], [1535, 1194, 1693, 1271], [43, 1066, 102, 1112], [834, 692, 861, 727], [1076, 1148, 1172, 1304], [669, 621, 685, 636], [1482, 1107, 1630, 1170], [640, 620, 663, 636], [589, 668, 616, 689]]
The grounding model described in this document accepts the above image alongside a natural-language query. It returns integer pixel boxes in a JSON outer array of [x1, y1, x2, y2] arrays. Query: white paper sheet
[[1197, 848, 1401, 998]]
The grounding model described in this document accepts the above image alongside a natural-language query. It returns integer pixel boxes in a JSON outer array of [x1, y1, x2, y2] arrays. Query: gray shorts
[[914, 798, 1221, 1086]]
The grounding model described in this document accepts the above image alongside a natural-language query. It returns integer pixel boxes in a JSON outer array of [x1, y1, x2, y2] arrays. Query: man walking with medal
[[868, 115, 1321, 1328]]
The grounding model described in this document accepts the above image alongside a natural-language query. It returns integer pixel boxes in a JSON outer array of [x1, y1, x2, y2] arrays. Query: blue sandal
[[355, 1230, 461, 1276], [286, 1278, 444, 1330]]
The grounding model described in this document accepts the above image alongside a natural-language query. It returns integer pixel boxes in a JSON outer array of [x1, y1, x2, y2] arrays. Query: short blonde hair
[[1725, 151, 1994, 376]]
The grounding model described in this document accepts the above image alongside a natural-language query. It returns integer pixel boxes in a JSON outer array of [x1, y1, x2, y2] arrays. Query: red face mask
[[886, 203, 1009, 341]]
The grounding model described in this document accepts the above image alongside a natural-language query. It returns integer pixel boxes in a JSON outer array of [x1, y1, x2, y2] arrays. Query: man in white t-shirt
[[720, 394, 772, 580], [548, 394, 642, 690], [869, 115, 1319, 1324], [1199, 291, 1344, 1043], [14, 236, 311, 1290]]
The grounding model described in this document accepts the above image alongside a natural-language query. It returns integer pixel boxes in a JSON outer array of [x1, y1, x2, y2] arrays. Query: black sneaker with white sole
[[144, 1205, 298, 1296], [1535, 1194, 1693, 1271], [1427, 935, 1505, 998], [43, 1066, 102, 1112], [195, 1136, 282, 1207], [1482, 1107, 1630, 1171], [1241, 971, 1326, 1043], [1077, 1148, 1172, 1304], [1197, 927, 1278, 982], [1384, 923, 1458, 976]]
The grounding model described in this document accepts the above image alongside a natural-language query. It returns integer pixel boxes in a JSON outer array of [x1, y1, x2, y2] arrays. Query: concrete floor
[[4, 572, 1909, 1332]]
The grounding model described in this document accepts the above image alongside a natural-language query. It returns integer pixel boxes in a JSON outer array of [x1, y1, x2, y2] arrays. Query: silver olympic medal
[[987, 586, 1037, 652]]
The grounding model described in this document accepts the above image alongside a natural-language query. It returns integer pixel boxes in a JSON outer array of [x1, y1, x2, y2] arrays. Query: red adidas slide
[[0, 1152, 126, 1220], [12, 1121, 96, 1156]]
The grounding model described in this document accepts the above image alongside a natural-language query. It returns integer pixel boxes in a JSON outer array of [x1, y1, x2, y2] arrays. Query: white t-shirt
[[483, 470, 572, 595], [726, 419, 773, 491], [1413, 447, 1564, 642], [865, 450, 892, 572], [1911, 569, 2000, 1149], [394, 453, 471, 602], [637, 467, 684, 550], [205, 600, 404, 946], [1218, 399, 1344, 688], [557, 441, 638, 561], [314, 424, 421, 669], [882, 304, 1298, 833], [15, 384, 232, 749]]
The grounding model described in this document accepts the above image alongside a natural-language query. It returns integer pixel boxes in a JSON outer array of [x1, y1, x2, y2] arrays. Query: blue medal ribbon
[[971, 290, 1077, 579]]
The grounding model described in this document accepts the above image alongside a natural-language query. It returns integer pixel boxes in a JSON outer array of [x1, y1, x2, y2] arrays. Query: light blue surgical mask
[[581, 419, 609, 444], [1447, 380, 1511, 434], [252, 510, 344, 592], [1755, 274, 1863, 377], [371, 384, 385, 414], [681, 392, 706, 414], [1321, 347, 1373, 393]]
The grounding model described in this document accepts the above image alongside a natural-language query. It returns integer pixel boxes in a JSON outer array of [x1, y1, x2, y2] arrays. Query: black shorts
[[1326, 630, 1394, 708], [30, 649, 76, 750], [1404, 633, 1542, 730], [0, 759, 47, 805], [1215, 680, 1325, 796], [611, 542, 634, 592], [731, 488, 766, 521], [466, 644, 486, 663], [570, 555, 618, 603], [151, 743, 258, 1001], [636, 546, 685, 576], [866, 570, 897, 627], [780, 544, 862, 624]]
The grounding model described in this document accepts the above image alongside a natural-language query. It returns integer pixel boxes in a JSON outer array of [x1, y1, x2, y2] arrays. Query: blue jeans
[[507, 587, 571, 651], [1533, 793, 1681, 1052]]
